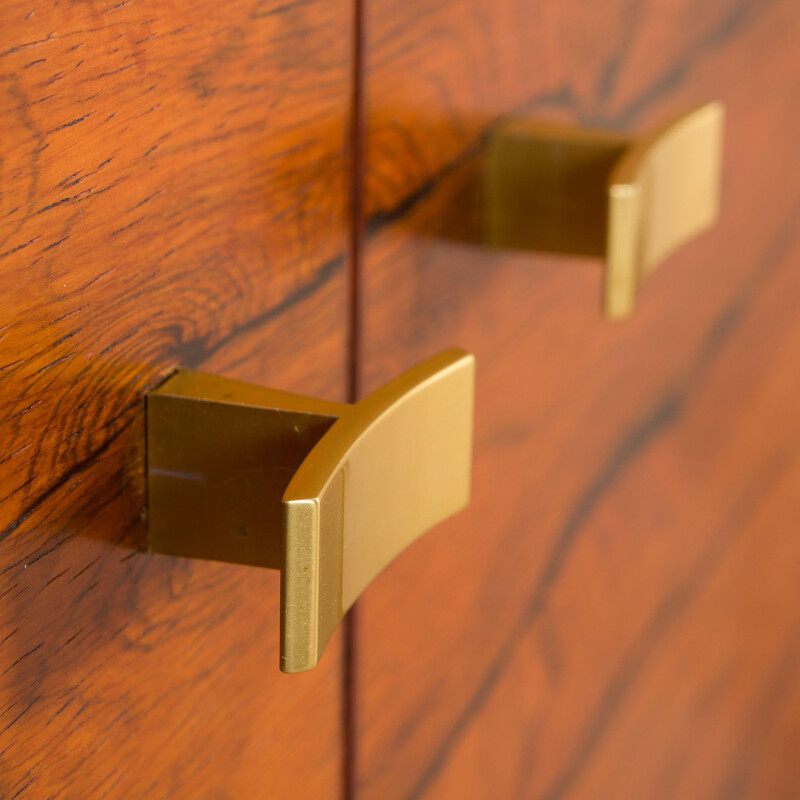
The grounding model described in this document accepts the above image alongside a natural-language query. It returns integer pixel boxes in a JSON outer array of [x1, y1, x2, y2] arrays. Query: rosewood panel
[[355, 1, 800, 798], [0, 1, 353, 797]]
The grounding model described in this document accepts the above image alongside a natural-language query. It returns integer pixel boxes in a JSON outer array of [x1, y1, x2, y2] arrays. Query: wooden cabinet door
[[0, 2, 353, 797], [353, 1, 800, 798]]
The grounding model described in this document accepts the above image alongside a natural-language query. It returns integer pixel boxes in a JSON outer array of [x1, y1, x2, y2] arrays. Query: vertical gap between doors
[[343, 0, 365, 797]]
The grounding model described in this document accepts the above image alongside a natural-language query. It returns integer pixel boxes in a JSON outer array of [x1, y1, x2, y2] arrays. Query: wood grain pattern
[[354, 0, 800, 798], [0, 1, 353, 797]]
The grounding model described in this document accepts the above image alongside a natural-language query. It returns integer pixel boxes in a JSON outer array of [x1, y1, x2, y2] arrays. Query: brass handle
[[147, 349, 475, 672], [486, 102, 724, 318]]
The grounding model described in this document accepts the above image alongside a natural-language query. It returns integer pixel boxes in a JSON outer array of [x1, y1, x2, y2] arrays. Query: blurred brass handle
[[147, 349, 475, 673], [487, 102, 724, 318]]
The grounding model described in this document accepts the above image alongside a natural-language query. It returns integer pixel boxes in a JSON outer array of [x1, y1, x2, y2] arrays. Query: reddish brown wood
[[355, 1, 800, 798], [0, 1, 353, 797]]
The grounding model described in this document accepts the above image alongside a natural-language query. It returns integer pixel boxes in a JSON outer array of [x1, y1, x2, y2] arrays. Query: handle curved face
[[606, 103, 724, 318], [282, 350, 475, 672], [146, 349, 475, 673], [487, 102, 724, 319]]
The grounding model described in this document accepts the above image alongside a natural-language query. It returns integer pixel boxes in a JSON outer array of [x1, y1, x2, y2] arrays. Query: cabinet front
[[354, 1, 800, 798], [0, 2, 353, 797]]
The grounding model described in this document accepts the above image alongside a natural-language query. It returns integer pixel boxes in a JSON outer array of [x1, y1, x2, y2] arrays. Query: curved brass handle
[[146, 349, 475, 672], [487, 102, 724, 318]]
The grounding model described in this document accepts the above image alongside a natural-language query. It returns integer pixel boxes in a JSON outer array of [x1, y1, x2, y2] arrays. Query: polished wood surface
[[355, 1, 800, 798], [0, 1, 352, 797]]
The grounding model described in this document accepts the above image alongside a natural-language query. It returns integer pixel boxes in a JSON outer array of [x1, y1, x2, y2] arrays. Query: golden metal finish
[[147, 349, 475, 673], [486, 102, 724, 318]]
